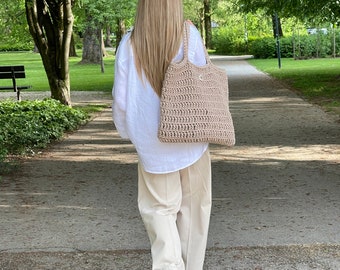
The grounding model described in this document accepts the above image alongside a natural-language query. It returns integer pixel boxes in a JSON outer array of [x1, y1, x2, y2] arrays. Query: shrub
[[0, 38, 34, 52], [0, 99, 88, 160], [0, 136, 7, 163], [294, 33, 332, 59], [212, 27, 247, 55], [0, 42, 34, 52], [249, 37, 277, 58], [280, 37, 294, 58], [212, 26, 338, 59], [336, 30, 340, 56], [249, 32, 335, 59]]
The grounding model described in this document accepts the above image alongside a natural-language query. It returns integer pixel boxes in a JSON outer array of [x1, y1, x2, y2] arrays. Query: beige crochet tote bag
[[158, 22, 235, 146]]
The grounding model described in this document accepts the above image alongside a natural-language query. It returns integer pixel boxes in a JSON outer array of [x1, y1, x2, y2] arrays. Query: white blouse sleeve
[[112, 36, 130, 139]]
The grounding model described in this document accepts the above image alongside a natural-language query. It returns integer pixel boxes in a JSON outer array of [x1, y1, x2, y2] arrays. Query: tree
[[237, 0, 340, 24], [237, 0, 284, 37], [111, 0, 136, 49], [203, 0, 212, 48], [78, 0, 106, 65], [184, 0, 219, 48], [25, 0, 74, 106], [0, 0, 33, 50], [81, 10, 104, 64], [77, 0, 136, 65], [184, 0, 204, 34]]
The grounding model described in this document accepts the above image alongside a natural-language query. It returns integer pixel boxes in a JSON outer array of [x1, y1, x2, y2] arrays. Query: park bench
[[0, 65, 31, 101]]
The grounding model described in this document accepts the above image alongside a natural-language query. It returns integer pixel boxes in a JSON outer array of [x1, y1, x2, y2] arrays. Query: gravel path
[[0, 60, 339, 269]]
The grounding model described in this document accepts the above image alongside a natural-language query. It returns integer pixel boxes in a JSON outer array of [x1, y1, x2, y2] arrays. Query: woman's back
[[113, 23, 208, 173]]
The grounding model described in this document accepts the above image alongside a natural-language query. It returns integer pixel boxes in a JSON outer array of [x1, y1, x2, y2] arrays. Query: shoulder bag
[[158, 22, 235, 146]]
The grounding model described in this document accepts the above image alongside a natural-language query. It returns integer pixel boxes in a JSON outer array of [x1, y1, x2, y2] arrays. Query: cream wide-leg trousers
[[138, 150, 212, 270]]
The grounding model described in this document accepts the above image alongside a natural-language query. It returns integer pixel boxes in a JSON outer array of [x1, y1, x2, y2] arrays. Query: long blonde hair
[[131, 0, 184, 96]]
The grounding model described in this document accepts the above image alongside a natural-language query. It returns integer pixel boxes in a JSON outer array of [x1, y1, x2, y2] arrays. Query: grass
[[248, 58, 340, 116], [0, 51, 114, 92], [75, 103, 109, 114]]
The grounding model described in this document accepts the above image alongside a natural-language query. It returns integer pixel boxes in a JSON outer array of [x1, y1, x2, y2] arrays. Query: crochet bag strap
[[183, 21, 211, 65]]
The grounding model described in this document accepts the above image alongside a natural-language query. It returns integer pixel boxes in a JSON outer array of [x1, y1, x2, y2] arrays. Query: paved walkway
[[0, 60, 339, 269]]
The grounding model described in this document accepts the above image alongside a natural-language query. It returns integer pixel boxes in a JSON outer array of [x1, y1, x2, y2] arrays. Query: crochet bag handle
[[183, 21, 211, 65]]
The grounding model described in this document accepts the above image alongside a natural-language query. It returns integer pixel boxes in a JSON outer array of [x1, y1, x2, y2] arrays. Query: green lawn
[[0, 51, 114, 92], [248, 58, 340, 116]]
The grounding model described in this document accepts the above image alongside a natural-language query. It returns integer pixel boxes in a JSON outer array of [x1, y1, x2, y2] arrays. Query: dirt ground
[[0, 60, 339, 269]]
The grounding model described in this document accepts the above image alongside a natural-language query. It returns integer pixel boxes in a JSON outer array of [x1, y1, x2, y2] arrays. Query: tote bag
[[158, 22, 235, 146]]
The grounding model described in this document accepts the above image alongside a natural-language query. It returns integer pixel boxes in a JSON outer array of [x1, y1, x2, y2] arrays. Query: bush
[[249, 37, 277, 58], [249, 31, 335, 59], [212, 27, 247, 55], [0, 42, 34, 52], [294, 34, 332, 59], [0, 136, 7, 163], [280, 37, 294, 58], [0, 99, 88, 161], [248, 36, 294, 58], [212, 26, 338, 59], [335, 30, 340, 56], [0, 37, 34, 52]]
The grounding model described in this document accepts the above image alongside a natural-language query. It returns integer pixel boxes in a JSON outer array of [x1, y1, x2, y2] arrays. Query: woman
[[112, 0, 211, 269]]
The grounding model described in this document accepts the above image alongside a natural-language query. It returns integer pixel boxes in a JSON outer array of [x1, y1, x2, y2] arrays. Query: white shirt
[[112, 24, 208, 174]]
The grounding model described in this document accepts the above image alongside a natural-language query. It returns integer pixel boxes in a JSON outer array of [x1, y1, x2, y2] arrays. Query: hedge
[[212, 29, 340, 59]]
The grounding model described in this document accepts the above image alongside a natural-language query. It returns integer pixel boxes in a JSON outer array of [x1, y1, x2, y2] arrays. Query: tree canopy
[[237, 0, 340, 24]]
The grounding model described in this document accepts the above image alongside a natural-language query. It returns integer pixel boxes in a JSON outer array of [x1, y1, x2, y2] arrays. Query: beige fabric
[[158, 22, 235, 146], [138, 150, 212, 270]]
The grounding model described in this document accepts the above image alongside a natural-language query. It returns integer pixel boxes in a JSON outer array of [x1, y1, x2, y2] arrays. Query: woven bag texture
[[158, 22, 235, 146]]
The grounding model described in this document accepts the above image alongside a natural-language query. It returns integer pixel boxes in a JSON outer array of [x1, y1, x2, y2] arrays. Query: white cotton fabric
[[112, 24, 208, 174]]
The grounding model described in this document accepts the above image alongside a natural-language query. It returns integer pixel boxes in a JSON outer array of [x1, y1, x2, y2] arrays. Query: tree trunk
[[33, 44, 39, 53], [100, 29, 104, 73], [199, 7, 204, 39], [203, 0, 212, 49], [101, 31, 108, 57], [333, 24, 336, 58], [104, 24, 112, 47], [25, 0, 73, 106], [81, 11, 108, 64], [81, 17, 102, 64], [115, 19, 126, 52], [49, 77, 71, 104], [69, 34, 77, 57]]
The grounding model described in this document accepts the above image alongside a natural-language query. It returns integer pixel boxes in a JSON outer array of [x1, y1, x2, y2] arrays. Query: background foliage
[[1, 0, 339, 58], [0, 0, 33, 51]]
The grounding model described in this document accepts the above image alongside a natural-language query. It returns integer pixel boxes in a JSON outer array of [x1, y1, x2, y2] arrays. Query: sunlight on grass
[[249, 58, 340, 115], [74, 104, 109, 114]]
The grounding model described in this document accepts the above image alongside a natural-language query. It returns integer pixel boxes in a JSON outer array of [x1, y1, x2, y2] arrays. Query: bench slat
[[0, 65, 30, 100], [0, 72, 26, 79], [0, 86, 31, 90], [0, 66, 26, 79], [0, 66, 25, 72]]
